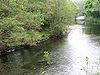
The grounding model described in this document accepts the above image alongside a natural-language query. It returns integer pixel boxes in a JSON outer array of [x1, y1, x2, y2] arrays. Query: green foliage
[[84, 0, 100, 25], [44, 51, 49, 57], [0, 0, 76, 49], [84, 0, 100, 17]]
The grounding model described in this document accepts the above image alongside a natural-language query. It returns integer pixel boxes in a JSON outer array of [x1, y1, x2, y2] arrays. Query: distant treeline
[[0, 0, 76, 50]]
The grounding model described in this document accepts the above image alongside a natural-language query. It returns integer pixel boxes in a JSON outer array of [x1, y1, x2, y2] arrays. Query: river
[[0, 24, 100, 75]]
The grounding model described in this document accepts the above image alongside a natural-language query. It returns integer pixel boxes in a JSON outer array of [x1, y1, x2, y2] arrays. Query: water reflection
[[0, 54, 8, 63], [84, 25, 100, 36], [0, 24, 100, 75], [68, 25, 100, 75]]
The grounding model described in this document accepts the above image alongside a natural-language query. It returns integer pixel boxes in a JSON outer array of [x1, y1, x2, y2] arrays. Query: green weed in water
[[86, 56, 89, 65], [43, 51, 52, 65], [44, 51, 49, 57]]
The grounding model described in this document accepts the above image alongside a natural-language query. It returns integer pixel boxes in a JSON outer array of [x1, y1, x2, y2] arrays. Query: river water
[[0, 24, 100, 75]]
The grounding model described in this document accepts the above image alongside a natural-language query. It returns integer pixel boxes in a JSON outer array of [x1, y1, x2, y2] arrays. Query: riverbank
[[0, 24, 100, 75], [0, 26, 70, 55], [84, 0, 100, 26], [0, 0, 76, 54]]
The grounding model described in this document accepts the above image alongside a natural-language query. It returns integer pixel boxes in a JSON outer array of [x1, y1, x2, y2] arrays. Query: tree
[[84, 0, 100, 25], [0, 0, 77, 50]]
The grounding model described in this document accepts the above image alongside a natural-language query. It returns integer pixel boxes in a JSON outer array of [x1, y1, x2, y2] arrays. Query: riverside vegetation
[[0, 0, 76, 52], [84, 0, 100, 25], [84, 0, 100, 75]]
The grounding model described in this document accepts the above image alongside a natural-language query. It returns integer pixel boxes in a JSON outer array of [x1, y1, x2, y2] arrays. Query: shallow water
[[0, 24, 100, 75]]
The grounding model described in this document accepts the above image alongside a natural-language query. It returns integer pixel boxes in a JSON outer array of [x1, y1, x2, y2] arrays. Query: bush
[[84, 0, 100, 25], [0, 0, 76, 50]]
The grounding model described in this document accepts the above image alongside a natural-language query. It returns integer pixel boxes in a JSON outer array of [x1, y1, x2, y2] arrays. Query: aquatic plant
[[44, 51, 49, 57]]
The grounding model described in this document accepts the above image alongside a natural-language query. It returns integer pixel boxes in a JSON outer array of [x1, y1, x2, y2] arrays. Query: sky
[[71, 0, 80, 2], [71, 0, 85, 8], [71, 0, 85, 14], [71, 0, 85, 5], [71, 0, 84, 3]]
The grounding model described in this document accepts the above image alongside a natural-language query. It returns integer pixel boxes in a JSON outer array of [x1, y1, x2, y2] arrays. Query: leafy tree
[[84, 0, 100, 24], [0, 0, 77, 50]]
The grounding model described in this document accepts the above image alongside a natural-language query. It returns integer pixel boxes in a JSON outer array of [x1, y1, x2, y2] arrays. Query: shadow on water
[[0, 54, 8, 63], [84, 24, 100, 36], [0, 24, 100, 75]]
